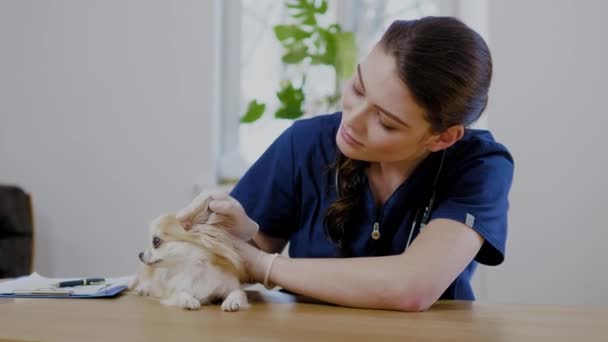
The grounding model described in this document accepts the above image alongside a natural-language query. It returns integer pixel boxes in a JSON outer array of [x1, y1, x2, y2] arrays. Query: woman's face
[[337, 46, 436, 164]]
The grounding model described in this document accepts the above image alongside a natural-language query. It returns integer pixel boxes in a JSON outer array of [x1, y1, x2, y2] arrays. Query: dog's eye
[[152, 236, 162, 248]]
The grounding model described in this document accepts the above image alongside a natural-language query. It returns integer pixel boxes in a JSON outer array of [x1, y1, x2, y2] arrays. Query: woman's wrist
[[263, 253, 280, 289]]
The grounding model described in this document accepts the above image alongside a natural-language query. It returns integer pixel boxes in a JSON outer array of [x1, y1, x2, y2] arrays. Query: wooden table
[[0, 290, 607, 342]]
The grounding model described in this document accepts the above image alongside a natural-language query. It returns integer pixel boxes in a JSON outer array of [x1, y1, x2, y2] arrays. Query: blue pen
[[54, 278, 106, 287]]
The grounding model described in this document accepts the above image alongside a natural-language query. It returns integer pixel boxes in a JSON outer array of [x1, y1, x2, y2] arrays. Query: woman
[[178, 17, 513, 311]]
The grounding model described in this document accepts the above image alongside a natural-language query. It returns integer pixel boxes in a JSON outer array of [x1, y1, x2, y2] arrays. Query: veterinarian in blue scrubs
[[180, 17, 513, 311]]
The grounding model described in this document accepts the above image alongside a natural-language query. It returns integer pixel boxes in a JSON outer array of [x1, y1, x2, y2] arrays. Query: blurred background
[[1, 0, 606, 306]]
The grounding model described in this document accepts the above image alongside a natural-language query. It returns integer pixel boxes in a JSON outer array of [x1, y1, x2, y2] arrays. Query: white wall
[[481, 0, 608, 305], [0, 0, 217, 277]]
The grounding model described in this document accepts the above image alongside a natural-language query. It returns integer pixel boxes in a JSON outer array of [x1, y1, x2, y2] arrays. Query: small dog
[[129, 209, 249, 311]]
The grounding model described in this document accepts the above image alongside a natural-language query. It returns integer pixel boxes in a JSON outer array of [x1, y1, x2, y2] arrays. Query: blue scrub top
[[231, 112, 514, 300]]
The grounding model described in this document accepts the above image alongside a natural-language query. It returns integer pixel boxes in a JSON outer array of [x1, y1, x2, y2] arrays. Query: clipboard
[[0, 272, 132, 298]]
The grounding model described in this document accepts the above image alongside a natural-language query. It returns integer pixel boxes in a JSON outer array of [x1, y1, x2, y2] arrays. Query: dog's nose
[[138, 252, 144, 261]]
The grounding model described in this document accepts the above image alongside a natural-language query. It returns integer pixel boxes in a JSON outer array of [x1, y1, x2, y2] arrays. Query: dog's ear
[[182, 221, 193, 231], [157, 214, 195, 240], [176, 195, 214, 230]]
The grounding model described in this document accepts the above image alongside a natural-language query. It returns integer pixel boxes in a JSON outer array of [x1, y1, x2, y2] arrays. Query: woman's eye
[[377, 114, 396, 131], [380, 122, 395, 131], [152, 236, 162, 248]]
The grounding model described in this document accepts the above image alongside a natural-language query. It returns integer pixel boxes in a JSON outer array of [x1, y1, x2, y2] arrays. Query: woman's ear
[[427, 125, 464, 152]]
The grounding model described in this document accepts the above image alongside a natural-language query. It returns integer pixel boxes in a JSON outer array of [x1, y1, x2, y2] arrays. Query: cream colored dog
[[129, 205, 249, 311]]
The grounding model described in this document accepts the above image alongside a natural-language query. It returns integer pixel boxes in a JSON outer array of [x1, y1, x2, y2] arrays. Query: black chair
[[0, 185, 34, 278]]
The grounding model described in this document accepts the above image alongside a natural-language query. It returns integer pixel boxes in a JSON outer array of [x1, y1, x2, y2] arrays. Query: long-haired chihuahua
[[129, 204, 249, 311]]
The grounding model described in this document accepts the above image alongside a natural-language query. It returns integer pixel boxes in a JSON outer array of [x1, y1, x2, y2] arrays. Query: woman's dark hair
[[324, 17, 493, 251]]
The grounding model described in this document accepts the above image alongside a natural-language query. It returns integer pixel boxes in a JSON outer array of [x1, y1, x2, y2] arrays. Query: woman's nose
[[345, 103, 370, 132]]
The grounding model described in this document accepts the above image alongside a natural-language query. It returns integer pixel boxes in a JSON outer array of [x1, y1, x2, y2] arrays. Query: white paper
[[0, 272, 133, 295]]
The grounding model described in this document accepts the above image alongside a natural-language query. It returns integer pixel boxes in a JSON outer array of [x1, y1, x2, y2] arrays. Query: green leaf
[[275, 81, 305, 120], [335, 31, 357, 79], [282, 51, 308, 64], [308, 27, 336, 66], [316, 0, 328, 14], [276, 106, 304, 119], [240, 100, 266, 123], [273, 24, 312, 42], [301, 15, 317, 26], [307, 25, 356, 76], [281, 42, 309, 64], [327, 23, 341, 33], [286, 0, 328, 26], [285, 0, 306, 9], [324, 30, 338, 63], [238, 0, 357, 125]]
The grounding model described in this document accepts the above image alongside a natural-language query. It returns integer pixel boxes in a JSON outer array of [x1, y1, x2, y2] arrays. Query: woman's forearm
[[269, 255, 429, 311], [261, 219, 483, 311]]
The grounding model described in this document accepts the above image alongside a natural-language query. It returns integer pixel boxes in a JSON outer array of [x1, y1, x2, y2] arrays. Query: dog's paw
[[128, 277, 137, 289], [129, 283, 147, 296], [129, 281, 150, 296], [128, 277, 143, 292], [161, 292, 201, 310], [136, 287, 150, 296], [221, 289, 249, 312]]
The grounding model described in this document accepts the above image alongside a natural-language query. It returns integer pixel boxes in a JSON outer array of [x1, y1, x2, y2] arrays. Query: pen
[[54, 278, 106, 287]]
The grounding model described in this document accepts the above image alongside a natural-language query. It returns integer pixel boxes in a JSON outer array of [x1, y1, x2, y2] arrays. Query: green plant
[[240, 0, 357, 123]]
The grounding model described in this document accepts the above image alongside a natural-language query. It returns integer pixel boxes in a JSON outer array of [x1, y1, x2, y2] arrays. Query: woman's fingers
[[209, 199, 236, 216], [176, 191, 228, 222], [209, 192, 230, 201], [176, 196, 207, 221]]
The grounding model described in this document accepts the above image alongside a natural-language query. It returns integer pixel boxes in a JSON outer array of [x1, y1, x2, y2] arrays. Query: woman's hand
[[231, 238, 280, 287], [176, 191, 259, 241]]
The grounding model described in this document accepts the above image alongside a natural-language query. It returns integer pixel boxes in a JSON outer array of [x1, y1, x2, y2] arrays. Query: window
[[215, 0, 488, 183]]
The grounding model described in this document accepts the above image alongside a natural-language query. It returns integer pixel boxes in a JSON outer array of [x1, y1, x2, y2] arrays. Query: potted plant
[[240, 0, 357, 124]]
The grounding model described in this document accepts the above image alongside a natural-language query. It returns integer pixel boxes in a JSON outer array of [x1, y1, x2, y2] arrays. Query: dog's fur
[[129, 213, 249, 311]]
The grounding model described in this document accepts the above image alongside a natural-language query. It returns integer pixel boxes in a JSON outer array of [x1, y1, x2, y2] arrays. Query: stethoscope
[[335, 149, 446, 250]]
